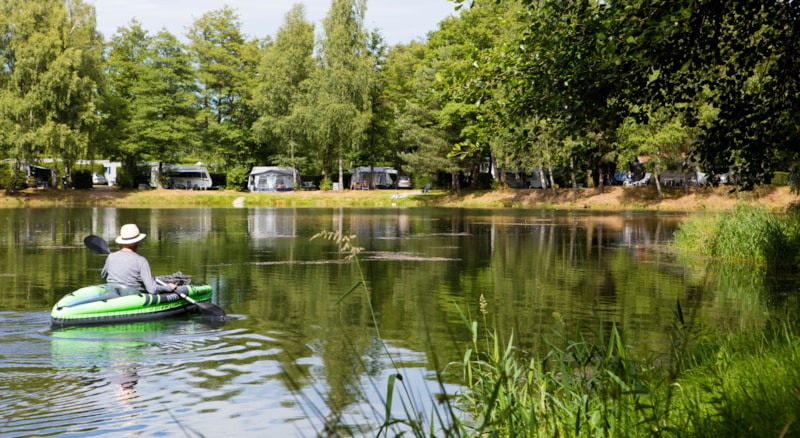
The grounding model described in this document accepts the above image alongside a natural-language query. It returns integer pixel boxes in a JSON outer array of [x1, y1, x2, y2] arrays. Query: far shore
[[0, 184, 796, 212]]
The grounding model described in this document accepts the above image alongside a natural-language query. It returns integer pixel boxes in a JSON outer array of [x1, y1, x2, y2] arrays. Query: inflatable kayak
[[51, 283, 215, 327]]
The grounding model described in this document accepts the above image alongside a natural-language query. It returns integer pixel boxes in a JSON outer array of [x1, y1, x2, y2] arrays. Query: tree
[[104, 23, 197, 187], [616, 104, 695, 200], [0, 0, 103, 193], [188, 6, 260, 185], [253, 5, 315, 184], [312, 0, 373, 191]]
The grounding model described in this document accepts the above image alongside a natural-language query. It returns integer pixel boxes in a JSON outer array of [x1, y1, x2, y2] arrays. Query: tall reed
[[450, 298, 800, 437], [313, 229, 800, 437], [451, 301, 677, 437], [672, 204, 799, 270], [311, 230, 463, 437]]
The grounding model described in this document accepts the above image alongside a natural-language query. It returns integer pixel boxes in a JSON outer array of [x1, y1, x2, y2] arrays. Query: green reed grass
[[451, 301, 675, 437], [672, 204, 800, 270], [311, 230, 463, 437], [313, 230, 800, 437], [449, 298, 800, 437]]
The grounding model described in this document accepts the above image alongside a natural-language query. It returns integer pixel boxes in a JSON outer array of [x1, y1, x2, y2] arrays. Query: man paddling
[[102, 223, 179, 294]]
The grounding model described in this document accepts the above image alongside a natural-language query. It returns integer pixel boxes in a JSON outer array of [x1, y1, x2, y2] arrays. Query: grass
[[312, 229, 800, 437], [2, 184, 796, 211], [672, 203, 800, 270], [449, 300, 800, 437]]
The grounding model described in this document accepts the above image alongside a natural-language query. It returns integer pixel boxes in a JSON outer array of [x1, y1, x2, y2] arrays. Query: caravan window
[[168, 171, 206, 179]]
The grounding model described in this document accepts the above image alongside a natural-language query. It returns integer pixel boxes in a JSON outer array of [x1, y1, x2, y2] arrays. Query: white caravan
[[161, 165, 213, 190]]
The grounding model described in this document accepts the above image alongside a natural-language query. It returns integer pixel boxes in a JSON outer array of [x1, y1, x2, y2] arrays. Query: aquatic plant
[[310, 230, 463, 437], [673, 204, 799, 270], [450, 297, 800, 437], [311, 230, 800, 437]]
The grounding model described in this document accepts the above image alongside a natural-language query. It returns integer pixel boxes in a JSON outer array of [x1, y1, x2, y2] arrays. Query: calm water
[[0, 207, 790, 436]]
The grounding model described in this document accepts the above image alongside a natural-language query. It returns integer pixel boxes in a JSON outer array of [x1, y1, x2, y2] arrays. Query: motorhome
[[161, 165, 213, 190]]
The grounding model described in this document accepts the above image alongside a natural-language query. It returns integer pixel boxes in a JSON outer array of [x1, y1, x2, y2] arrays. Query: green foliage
[[454, 304, 666, 437], [71, 170, 93, 190], [223, 165, 251, 191], [252, 5, 316, 174], [0, 163, 27, 191], [3, 0, 800, 195], [0, 0, 103, 193], [673, 204, 799, 270], [115, 168, 136, 190], [674, 318, 800, 436], [115, 163, 150, 189], [452, 298, 800, 437], [104, 22, 198, 168], [318, 177, 333, 191], [771, 171, 790, 186], [187, 7, 260, 170], [672, 213, 719, 257]]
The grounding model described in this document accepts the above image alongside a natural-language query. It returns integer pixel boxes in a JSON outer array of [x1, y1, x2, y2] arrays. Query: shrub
[[0, 163, 27, 191], [224, 165, 250, 191], [319, 177, 333, 191], [71, 170, 93, 189]]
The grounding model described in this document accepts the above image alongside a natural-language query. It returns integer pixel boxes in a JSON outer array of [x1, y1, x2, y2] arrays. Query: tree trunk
[[570, 156, 578, 197], [156, 162, 164, 189], [597, 165, 605, 195], [538, 167, 547, 192], [683, 168, 690, 196], [654, 169, 664, 200], [6, 158, 20, 195], [337, 152, 344, 192]]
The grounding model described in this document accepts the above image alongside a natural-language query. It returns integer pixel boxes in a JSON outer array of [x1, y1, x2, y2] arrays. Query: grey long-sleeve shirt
[[101, 250, 173, 294]]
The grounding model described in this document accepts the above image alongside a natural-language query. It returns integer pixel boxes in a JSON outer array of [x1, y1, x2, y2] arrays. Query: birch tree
[[0, 0, 103, 192], [313, 0, 372, 190], [253, 5, 315, 184]]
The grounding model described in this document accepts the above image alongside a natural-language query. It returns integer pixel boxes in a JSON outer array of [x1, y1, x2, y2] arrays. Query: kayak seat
[[63, 284, 143, 307]]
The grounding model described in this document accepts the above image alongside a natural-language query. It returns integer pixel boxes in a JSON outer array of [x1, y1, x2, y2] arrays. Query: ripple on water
[[1, 312, 315, 437]]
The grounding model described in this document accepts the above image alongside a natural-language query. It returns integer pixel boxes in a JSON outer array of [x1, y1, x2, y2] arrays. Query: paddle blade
[[196, 300, 227, 319], [84, 235, 111, 255]]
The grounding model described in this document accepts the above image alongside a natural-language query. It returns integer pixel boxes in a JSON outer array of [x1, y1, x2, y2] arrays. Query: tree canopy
[[1, 0, 798, 193]]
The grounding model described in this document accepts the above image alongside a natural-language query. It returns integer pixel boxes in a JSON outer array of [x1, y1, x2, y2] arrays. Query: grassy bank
[[1, 184, 796, 211]]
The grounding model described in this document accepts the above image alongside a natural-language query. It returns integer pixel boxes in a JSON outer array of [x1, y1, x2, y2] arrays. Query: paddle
[[83, 234, 226, 319], [84, 234, 111, 255], [155, 279, 226, 319]]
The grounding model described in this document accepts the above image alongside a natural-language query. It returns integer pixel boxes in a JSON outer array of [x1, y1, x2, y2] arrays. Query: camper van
[[162, 165, 213, 190]]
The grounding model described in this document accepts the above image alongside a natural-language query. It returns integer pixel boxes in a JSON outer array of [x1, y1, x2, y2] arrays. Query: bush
[[319, 177, 333, 191], [0, 163, 27, 191], [224, 165, 250, 191], [71, 170, 92, 189]]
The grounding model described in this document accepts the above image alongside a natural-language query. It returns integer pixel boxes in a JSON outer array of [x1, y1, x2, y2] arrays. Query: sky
[[90, 0, 459, 46]]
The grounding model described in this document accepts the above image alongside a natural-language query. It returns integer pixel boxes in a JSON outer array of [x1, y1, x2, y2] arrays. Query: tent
[[349, 166, 397, 190], [248, 167, 298, 192]]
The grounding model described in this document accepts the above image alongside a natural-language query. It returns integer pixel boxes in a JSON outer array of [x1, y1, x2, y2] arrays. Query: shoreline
[[0, 184, 795, 212]]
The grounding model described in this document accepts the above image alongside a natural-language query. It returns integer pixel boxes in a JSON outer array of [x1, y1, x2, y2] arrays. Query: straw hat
[[115, 224, 147, 245]]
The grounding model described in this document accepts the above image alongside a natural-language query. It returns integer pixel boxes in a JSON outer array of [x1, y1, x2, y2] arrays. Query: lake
[[0, 207, 786, 436]]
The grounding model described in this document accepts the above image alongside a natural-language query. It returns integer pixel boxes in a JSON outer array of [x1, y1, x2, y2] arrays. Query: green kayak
[[51, 283, 214, 327]]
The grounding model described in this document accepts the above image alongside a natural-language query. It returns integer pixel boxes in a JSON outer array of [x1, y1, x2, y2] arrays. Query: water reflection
[[0, 207, 790, 436]]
